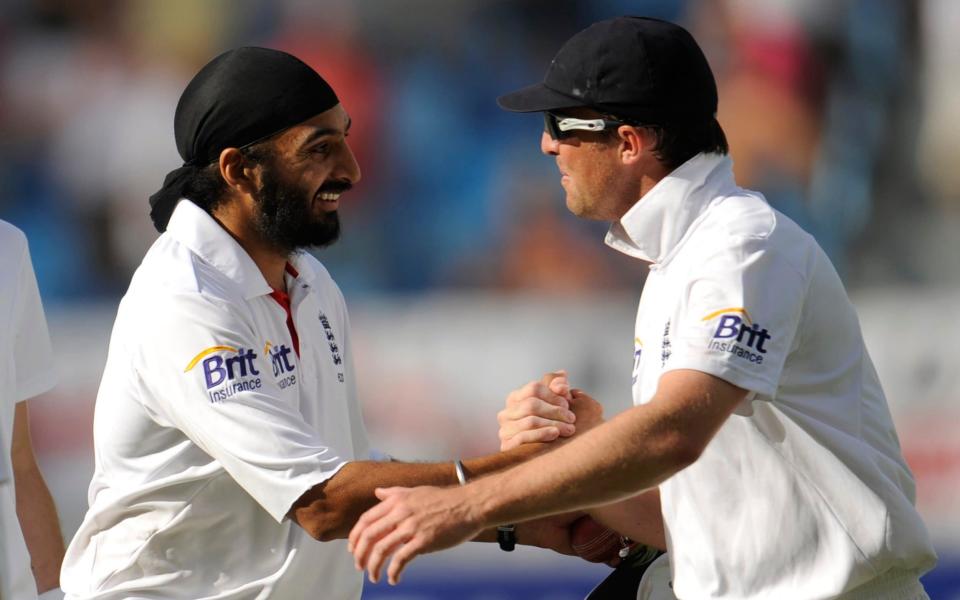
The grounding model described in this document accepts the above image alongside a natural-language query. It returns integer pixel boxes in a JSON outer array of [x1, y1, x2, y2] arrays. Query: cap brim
[[496, 82, 585, 113]]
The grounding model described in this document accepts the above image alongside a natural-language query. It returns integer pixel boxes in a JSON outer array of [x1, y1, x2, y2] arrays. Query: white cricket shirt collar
[[165, 199, 317, 299], [605, 153, 735, 265]]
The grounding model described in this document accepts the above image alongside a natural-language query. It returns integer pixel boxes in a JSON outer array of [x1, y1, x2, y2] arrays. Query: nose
[[339, 140, 362, 185], [540, 131, 560, 156]]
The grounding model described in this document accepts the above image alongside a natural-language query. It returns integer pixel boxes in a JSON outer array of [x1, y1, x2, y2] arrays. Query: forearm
[[14, 457, 65, 592], [12, 402, 64, 593], [472, 517, 578, 557], [466, 371, 746, 529], [589, 489, 665, 550], [291, 443, 546, 540], [470, 401, 695, 529]]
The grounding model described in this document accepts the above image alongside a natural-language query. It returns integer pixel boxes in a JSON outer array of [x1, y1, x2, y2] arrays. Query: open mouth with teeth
[[315, 190, 342, 210], [313, 180, 352, 212]]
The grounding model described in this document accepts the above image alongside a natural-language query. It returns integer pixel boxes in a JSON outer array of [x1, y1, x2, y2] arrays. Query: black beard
[[251, 164, 341, 254]]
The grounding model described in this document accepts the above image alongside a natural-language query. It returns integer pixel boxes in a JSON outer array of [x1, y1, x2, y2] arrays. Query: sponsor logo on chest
[[265, 341, 297, 389]]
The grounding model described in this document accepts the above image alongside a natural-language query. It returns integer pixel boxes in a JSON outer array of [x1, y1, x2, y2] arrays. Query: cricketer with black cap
[[59, 47, 588, 599], [349, 17, 937, 599]]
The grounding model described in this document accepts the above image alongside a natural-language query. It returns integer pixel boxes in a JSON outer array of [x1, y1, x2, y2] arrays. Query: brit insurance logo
[[702, 308, 772, 365], [264, 341, 297, 390], [184, 345, 262, 403]]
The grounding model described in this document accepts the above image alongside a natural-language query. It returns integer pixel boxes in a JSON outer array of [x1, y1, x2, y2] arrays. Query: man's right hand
[[497, 371, 604, 451]]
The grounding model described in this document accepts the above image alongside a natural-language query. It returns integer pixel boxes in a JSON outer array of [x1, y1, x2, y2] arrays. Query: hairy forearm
[[470, 401, 697, 529], [589, 489, 666, 550], [291, 443, 546, 540], [465, 371, 745, 529]]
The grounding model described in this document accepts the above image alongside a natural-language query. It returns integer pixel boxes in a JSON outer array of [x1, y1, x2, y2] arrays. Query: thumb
[[375, 487, 398, 500], [544, 371, 570, 398], [541, 369, 567, 386]]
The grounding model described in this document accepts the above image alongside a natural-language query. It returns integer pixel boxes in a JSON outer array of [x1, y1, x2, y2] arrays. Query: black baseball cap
[[497, 16, 717, 123]]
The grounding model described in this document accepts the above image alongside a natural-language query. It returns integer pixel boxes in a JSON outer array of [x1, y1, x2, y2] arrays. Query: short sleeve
[[135, 292, 347, 522], [13, 239, 57, 403], [664, 236, 809, 397]]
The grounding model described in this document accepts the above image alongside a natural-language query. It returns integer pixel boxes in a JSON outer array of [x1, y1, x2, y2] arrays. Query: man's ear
[[617, 126, 649, 166], [219, 147, 259, 196]]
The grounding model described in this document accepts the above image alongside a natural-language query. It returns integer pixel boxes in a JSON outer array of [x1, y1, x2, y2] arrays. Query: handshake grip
[[497, 370, 605, 451]]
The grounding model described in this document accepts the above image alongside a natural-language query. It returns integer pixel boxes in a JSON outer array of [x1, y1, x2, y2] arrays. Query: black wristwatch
[[497, 524, 516, 551]]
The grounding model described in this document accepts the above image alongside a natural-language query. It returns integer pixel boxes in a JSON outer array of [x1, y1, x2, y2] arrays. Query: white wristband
[[38, 587, 65, 600]]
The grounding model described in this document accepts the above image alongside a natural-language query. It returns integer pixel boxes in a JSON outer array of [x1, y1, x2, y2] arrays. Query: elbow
[[291, 498, 348, 542], [671, 441, 704, 472], [659, 431, 706, 475], [306, 518, 336, 542], [313, 522, 341, 543]]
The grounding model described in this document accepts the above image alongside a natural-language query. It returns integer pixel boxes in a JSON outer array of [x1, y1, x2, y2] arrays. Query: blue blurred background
[[2, 0, 959, 597]]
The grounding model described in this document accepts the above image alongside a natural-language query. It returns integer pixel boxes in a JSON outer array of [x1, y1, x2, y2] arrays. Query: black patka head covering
[[148, 46, 339, 232]]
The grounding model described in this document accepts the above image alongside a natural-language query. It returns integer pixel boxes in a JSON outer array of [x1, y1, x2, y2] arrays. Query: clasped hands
[[347, 371, 604, 585]]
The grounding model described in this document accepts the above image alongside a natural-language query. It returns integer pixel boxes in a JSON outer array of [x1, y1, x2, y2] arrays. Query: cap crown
[[544, 16, 717, 122]]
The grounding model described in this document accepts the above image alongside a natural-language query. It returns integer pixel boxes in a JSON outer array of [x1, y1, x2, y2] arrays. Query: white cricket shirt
[[607, 154, 937, 599], [1, 220, 58, 600], [61, 201, 370, 599]]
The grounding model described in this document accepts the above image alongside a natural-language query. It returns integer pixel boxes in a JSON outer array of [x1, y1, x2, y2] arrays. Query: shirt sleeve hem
[[270, 459, 351, 524], [15, 373, 58, 403], [661, 356, 778, 398]]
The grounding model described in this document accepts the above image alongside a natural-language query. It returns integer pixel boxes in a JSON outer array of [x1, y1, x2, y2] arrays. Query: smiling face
[[540, 107, 651, 222], [248, 104, 361, 253]]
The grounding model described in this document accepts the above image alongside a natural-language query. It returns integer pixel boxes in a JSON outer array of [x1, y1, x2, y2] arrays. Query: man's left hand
[[348, 485, 480, 585]]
